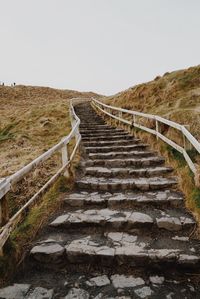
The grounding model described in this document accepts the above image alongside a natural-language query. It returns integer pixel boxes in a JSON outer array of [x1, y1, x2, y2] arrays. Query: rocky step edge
[[82, 139, 141, 147], [49, 207, 195, 233], [84, 166, 173, 178], [84, 143, 149, 153], [1, 272, 200, 298], [30, 231, 200, 270], [80, 128, 125, 134], [81, 131, 129, 137], [75, 176, 178, 192], [64, 190, 184, 209], [85, 156, 165, 167], [87, 150, 157, 160], [82, 135, 135, 142]]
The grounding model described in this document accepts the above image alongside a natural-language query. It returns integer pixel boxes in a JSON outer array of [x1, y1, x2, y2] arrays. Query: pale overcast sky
[[0, 0, 200, 95]]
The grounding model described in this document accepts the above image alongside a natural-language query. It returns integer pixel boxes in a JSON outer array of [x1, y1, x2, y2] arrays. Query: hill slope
[[0, 85, 98, 177], [104, 65, 200, 141]]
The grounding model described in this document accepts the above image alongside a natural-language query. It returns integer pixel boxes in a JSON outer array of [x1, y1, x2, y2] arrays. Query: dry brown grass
[[103, 65, 200, 141], [0, 85, 99, 217], [0, 85, 97, 177]]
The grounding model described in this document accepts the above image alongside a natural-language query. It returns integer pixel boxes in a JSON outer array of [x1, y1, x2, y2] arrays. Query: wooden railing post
[[156, 119, 159, 140], [182, 125, 192, 151], [61, 142, 70, 177], [118, 111, 122, 127]]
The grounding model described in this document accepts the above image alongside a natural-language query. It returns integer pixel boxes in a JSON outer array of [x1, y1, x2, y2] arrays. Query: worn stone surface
[[149, 275, 165, 284], [0, 284, 30, 299], [87, 275, 110, 287], [111, 274, 145, 288], [30, 243, 65, 263], [66, 190, 183, 208], [156, 217, 182, 231], [76, 176, 177, 191], [64, 288, 89, 299], [27, 287, 54, 299], [50, 208, 195, 232], [134, 286, 154, 298], [50, 209, 154, 229]]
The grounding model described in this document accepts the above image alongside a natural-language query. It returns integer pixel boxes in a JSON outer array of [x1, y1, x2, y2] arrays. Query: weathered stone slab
[[156, 217, 182, 231], [128, 212, 153, 225], [134, 286, 154, 298], [30, 243, 65, 263], [64, 288, 89, 299], [111, 274, 145, 288], [149, 275, 165, 284], [65, 190, 183, 208], [76, 176, 177, 192], [0, 284, 30, 299], [86, 275, 110, 287], [27, 287, 53, 299]]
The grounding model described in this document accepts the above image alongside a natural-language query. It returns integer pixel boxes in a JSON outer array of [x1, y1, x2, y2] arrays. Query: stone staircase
[[1, 102, 200, 298]]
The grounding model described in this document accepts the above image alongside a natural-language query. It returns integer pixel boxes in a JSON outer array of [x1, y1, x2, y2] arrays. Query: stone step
[[65, 190, 184, 208], [85, 166, 173, 178], [79, 124, 113, 132], [86, 156, 165, 167], [88, 150, 156, 160], [50, 208, 195, 233], [30, 232, 200, 270], [0, 284, 54, 299], [80, 128, 124, 134], [75, 176, 177, 191], [2, 273, 200, 299], [85, 143, 149, 153], [83, 139, 140, 147], [81, 131, 129, 137], [80, 124, 108, 129], [82, 135, 133, 142]]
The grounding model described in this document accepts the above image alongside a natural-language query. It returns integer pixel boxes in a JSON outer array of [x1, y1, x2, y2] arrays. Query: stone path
[[1, 102, 200, 298]]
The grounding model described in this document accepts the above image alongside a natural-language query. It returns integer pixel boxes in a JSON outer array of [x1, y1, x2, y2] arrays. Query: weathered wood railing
[[0, 98, 84, 252], [92, 98, 200, 184]]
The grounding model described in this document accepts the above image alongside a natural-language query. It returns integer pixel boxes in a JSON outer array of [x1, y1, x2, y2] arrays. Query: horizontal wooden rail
[[0, 97, 86, 253], [92, 98, 200, 183]]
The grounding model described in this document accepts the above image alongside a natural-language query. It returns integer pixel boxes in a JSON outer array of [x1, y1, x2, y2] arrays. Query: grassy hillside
[[0, 85, 97, 177], [104, 65, 200, 141]]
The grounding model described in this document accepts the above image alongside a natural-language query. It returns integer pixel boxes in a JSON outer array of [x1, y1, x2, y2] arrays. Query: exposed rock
[[178, 254, 200, 264], [156, 217, 182, 231], [27, 287, 53, 299], [64, 288, 89, 299], [134, 286, 153, 298], [0, 284, 30, 299], [87, 275, 110, 287], [172, 236, 189, 241], [111, 274, 145, 288], [30, 243, 65, 263], [50, 215, 70, 226], [128, 212, 153, 225], [149, 275, 164, 284]]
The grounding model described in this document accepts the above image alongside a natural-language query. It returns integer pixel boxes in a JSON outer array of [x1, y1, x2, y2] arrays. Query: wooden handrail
[[0, 97, 85, 252], [92, 98, 200, 181]]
